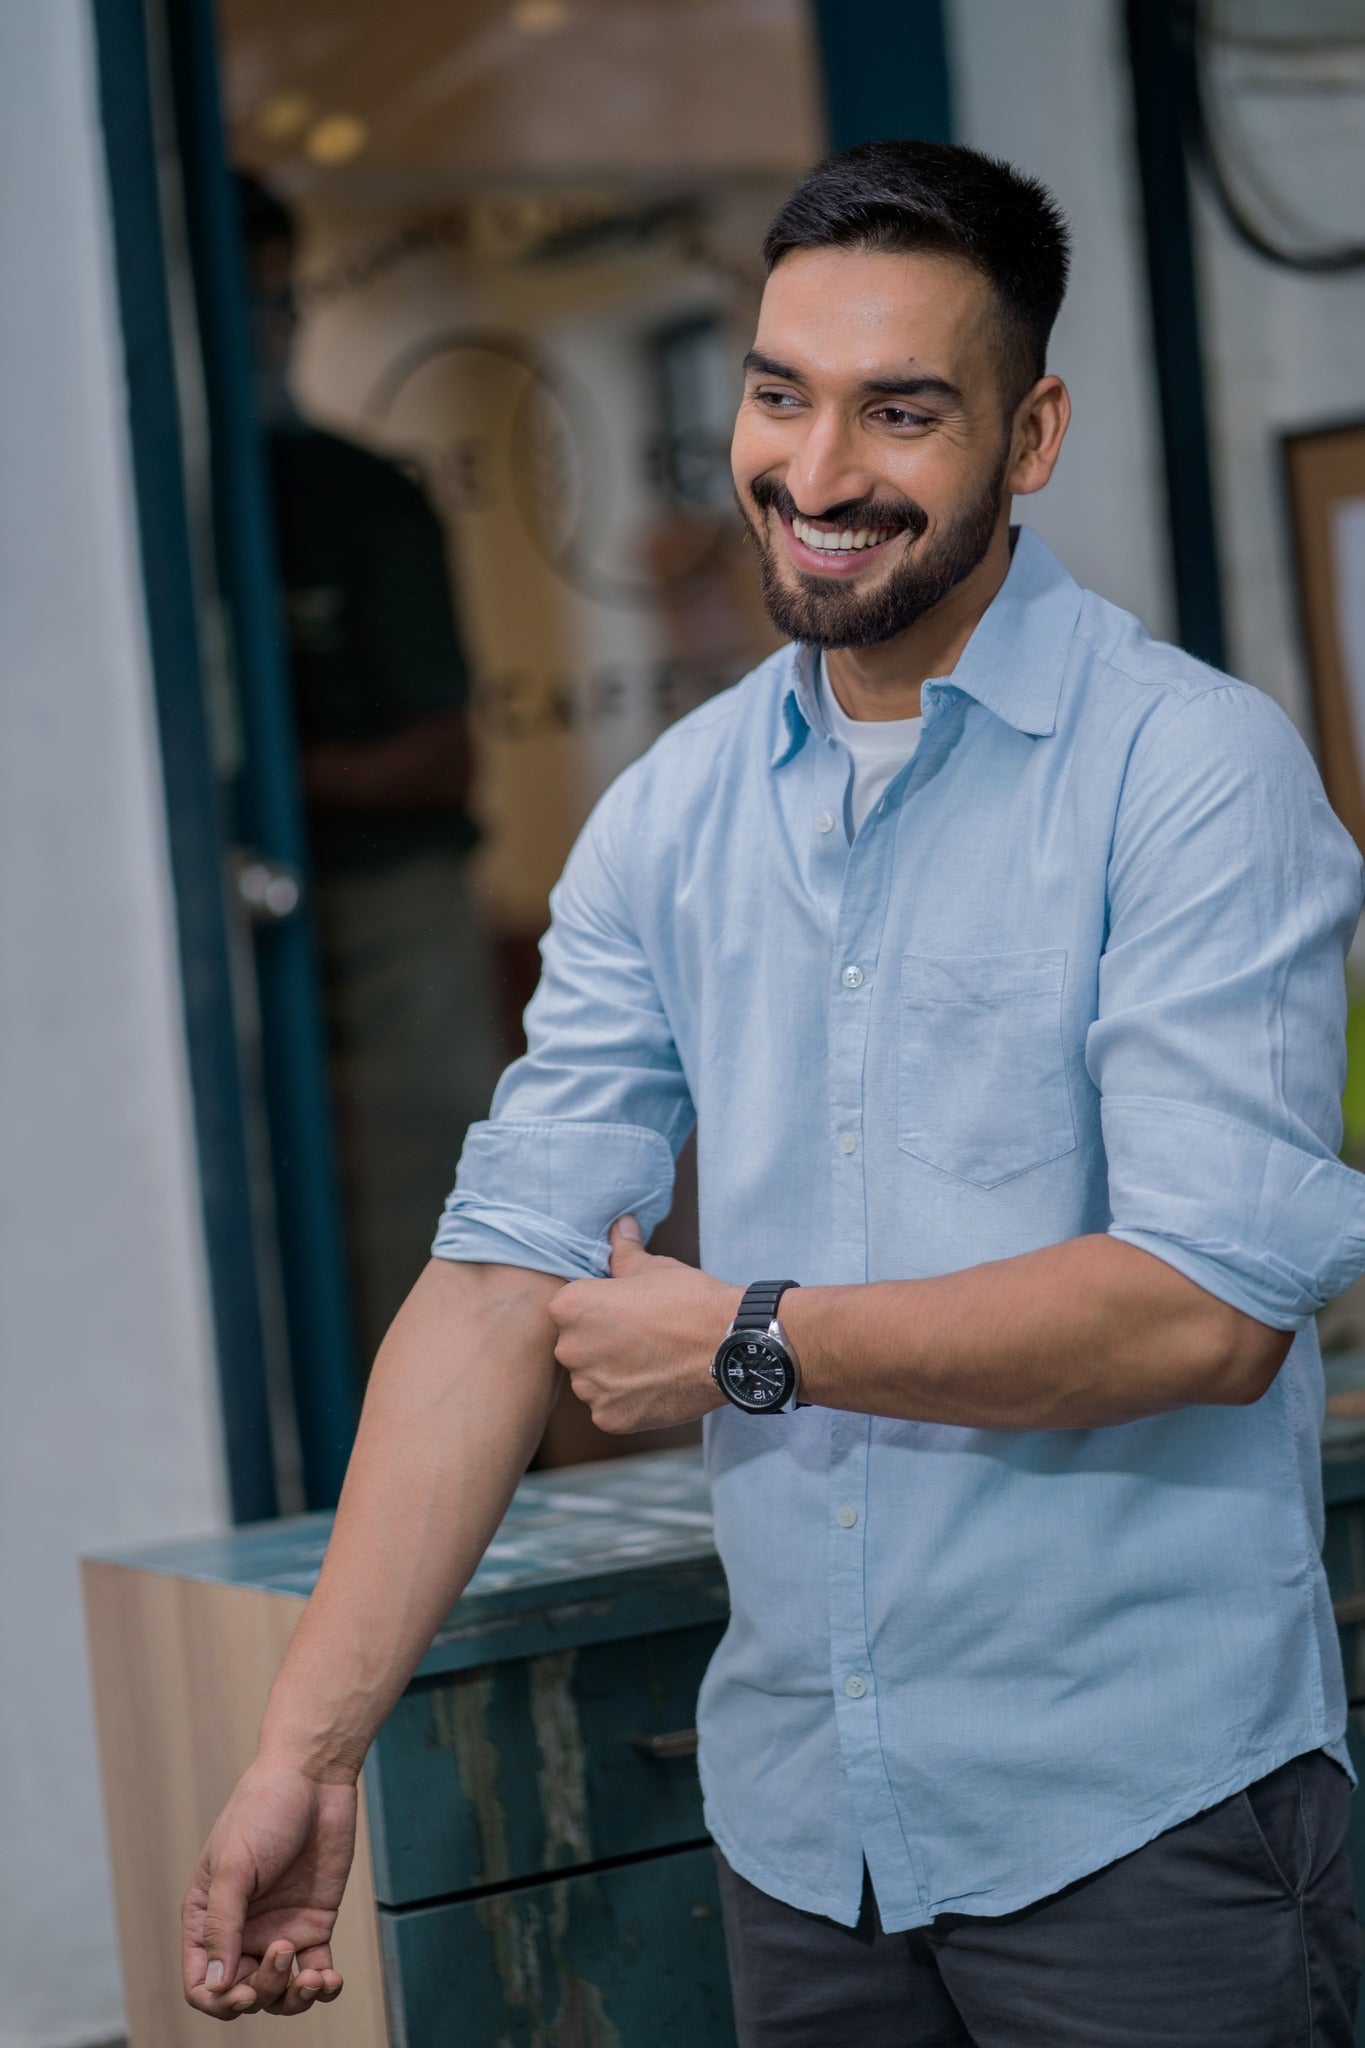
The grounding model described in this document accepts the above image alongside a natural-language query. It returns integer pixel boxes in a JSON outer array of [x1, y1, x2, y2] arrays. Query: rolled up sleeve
[[1086, 682, 1365, 1328], [432, 773, 691, 1281]]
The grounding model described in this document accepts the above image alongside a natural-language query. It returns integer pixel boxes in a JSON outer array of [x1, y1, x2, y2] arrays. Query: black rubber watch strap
[[734, 1280, 800, 1330]]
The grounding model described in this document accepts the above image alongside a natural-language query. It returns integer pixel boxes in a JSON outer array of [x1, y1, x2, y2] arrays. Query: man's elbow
[[1206, 1305, 1294, 1405]]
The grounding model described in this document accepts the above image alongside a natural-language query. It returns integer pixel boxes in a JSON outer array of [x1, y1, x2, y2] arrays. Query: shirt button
[[815, 809, 835, 834], [837, 1131, 857, 1155], [840, 965, 864, 989], [844, 1673, 868, 1699], [836, 1504, 858, 1528]]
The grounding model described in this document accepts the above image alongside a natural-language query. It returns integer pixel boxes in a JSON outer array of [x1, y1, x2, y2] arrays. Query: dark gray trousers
[[715, 1750, 1361, 2046]]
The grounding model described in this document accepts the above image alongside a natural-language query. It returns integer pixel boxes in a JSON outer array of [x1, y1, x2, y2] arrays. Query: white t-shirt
[[819, 657, 924, 836]]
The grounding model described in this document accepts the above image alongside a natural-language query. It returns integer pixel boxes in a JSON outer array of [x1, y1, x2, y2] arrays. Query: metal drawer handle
[[630, 1728, 699, 1760]]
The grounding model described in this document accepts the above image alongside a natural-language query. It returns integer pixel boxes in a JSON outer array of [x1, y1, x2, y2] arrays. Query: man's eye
[[874, 407, 932, 429], [754, 388, 802, 408]]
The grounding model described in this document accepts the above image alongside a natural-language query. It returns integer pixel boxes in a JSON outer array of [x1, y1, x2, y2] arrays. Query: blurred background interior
[[6, 0, 1365, 2041]]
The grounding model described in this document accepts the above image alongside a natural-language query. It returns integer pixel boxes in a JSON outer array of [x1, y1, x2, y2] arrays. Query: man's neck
[[823, 517, 1014, 723]]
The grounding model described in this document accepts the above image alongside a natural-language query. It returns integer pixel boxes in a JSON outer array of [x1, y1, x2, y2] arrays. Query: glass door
[[191, 0, 826, 1468]]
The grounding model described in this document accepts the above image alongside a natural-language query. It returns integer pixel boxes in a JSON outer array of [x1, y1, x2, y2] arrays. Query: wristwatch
[[711, 1281, 805, 1414]]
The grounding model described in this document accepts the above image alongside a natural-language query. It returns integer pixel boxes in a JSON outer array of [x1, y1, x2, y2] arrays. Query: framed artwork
[[1284, 418, 1365, 854]]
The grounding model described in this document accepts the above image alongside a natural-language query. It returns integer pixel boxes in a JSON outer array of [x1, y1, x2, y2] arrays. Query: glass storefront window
[[213, 0, 825, 1457]]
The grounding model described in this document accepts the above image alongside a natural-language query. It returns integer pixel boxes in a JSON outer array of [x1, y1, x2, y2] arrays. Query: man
[[238, 174, 499, 1371], [185, 143, 1365, 2043]]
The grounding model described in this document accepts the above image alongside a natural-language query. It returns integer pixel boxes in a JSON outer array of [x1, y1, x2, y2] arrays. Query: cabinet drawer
[[378, 1842, 734, 2048], [367, 1622, 724, 1906]]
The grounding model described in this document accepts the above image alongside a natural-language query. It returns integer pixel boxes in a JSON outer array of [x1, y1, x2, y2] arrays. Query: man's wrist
[[705, 1285, 746, 1399], [771, 1284, 839, 1405], [254, 1740, 364, 1788], [256, 1709, 367, 1787]]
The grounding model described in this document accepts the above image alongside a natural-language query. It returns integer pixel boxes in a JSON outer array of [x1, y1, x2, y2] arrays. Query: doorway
[[172, 0, 825, 1486]]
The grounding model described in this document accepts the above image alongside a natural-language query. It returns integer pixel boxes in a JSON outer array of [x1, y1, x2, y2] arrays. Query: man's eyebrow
[[742, 351, 962, 407], [858, 372, 962, 405], [743, 349, 802, 380]]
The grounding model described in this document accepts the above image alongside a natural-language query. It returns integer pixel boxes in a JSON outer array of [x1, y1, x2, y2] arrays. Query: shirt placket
[[820, 688, 960, 1925]]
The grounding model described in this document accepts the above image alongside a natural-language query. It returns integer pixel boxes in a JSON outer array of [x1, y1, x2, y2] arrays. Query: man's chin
[[757, 559, 911, 649]]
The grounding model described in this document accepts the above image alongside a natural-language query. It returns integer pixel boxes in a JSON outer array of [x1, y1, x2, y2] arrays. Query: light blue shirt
[[434, 525, 1365, 1929]]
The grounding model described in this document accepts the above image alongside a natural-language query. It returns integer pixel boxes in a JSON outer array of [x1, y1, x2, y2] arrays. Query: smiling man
[[185, 143, 1365, 2044]]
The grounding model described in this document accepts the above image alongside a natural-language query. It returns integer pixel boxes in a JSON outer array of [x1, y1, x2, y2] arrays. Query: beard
[[736, 449, 1009, 651]]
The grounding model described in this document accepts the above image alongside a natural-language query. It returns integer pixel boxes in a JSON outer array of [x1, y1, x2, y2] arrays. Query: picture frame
[[1283, 418, 1365, 855]]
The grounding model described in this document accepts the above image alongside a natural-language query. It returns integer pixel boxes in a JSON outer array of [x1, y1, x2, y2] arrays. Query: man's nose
[[788, 410, 875, 518]]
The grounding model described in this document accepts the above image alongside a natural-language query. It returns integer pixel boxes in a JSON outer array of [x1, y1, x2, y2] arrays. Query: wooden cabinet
[[82, 1448, 736, 2048], [380, 1845, 727, 2047]]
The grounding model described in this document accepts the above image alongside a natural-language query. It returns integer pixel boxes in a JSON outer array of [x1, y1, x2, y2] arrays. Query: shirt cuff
[[431, 1118, 676, 1282], [1102, 1095, 1365, 1328]]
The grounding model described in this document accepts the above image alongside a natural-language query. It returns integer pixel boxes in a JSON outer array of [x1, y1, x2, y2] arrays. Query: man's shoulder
[[604, 645, 794, 808], [1058, 584, 1349, 886], [1069, 583, 1308, 764]]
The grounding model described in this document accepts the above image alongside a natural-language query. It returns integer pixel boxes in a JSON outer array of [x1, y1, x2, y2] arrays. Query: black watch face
[[716, 1335, 793, 1411]]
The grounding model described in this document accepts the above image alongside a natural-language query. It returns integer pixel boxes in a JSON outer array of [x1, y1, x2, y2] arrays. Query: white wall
[[1195, 184, 1365, 730], [947, 0, 1173, 641], [0, 6, 228, 2044], [950, 0, 1365, 741]]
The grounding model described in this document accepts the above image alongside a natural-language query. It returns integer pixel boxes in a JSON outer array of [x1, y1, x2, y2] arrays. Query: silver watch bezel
[[711, 1315, 802, 1414]]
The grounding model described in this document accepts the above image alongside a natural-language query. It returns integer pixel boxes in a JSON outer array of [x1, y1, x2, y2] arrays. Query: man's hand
[[547, 1218, 740, 1433], [182, 1757, 354, 2020]]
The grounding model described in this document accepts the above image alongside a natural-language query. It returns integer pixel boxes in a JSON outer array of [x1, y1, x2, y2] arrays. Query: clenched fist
[[546, 1215, 741, 1433]]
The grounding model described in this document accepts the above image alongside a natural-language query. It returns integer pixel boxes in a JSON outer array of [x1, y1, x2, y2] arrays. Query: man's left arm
[[553, 684, 1365, 1432]]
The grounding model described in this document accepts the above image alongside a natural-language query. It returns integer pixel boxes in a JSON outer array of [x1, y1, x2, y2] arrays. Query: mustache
[[746, 473, 929, 541]]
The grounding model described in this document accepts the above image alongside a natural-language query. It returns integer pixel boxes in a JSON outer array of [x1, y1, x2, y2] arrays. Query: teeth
[[792, 516, 892, 553]]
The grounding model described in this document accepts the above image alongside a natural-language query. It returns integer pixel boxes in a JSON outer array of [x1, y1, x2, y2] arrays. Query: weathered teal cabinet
[[83, 1447, 735, 2048], [361, 1451, 734, 2044]]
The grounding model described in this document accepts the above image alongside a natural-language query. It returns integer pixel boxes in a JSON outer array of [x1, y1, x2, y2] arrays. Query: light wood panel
[[81, 1561, 389, 2048]]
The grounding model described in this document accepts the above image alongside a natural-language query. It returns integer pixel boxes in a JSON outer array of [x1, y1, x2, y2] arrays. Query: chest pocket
[[897, 949, 1076, 1188]]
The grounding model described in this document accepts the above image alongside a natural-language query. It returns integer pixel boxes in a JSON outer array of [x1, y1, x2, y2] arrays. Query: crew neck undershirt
[[818, 655, 924, 836]]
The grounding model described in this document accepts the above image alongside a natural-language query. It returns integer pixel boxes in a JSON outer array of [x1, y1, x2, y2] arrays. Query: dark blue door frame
[[164, 0, 359, 1508], [811, 0, 952, 149], [89, 0, 279, 1524], [91, 0, 358, 1516], [1125, 0, 1227, 669]]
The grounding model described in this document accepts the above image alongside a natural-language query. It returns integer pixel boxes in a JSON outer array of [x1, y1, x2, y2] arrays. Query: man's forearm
[[780, 1234, 1293, 1431], [257, 1258, 561, 1782]]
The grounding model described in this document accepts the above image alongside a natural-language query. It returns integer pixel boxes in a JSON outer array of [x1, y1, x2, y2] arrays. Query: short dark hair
[[763, 140, 1070, 407]]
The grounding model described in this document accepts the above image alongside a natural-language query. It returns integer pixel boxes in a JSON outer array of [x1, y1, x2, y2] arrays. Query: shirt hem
[[882, 1728, 1353, 1930], [705, 1724, 1351, 1934], [705, 1803, 863, 1929]]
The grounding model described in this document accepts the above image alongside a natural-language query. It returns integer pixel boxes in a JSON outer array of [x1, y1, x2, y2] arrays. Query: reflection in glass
[[216, 0, 823, 1450]]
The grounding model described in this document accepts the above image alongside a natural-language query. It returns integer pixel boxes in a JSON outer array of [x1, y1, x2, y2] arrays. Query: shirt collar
[[770, 524, 1083, 769]]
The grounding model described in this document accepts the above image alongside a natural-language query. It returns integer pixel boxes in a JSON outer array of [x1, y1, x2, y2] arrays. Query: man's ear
[[1008, 374, 1070, 498]]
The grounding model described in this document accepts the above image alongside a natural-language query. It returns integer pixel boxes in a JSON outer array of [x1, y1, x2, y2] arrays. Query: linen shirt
[[433, 525, 1365, 1929]]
